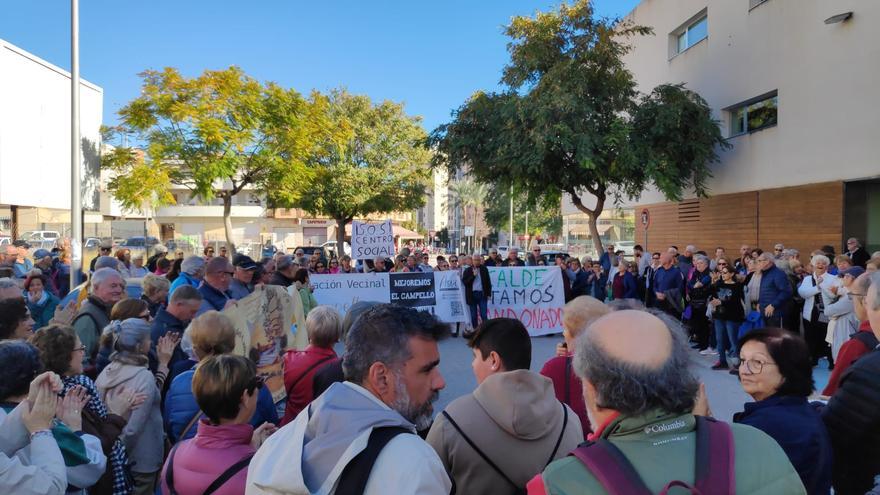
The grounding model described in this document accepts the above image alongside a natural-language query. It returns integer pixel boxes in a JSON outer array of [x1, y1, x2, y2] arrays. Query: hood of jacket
[[472, 370, 561, 440], [94, 360, 149, 392], [246, 381, 415, 494]]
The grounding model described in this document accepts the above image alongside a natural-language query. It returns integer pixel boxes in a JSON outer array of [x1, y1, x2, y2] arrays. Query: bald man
[[528, 310, 805, 495]]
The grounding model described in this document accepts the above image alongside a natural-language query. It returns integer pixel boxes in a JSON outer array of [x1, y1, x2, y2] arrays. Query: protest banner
[[311, 271, 468, 323], [350, 219, 395, 259], [488, 266, 565, 336], [224, 284, 305, 403]]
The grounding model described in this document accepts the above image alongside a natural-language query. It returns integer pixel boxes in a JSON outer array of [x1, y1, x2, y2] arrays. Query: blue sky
[[1, 0, 641, 132]]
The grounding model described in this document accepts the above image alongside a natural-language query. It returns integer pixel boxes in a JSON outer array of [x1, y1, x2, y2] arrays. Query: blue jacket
[[168, 272, 201, 301], [196, 282, 230, 316], [164, 368, 279, 443], [735, 395, 832, 495], [26, 292, 60, 330], [758, 264, 792, 316], [653, 265, 684, 295], [150, 308, 190, 374]]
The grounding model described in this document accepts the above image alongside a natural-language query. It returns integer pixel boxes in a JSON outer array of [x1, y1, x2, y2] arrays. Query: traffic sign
[[640, 208, 650, 229]]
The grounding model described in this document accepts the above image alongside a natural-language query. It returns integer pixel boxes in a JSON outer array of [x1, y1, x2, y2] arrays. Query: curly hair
[[0, 298, 29, 340], [29, 324, 77, 376], [0, 341, 43, 400]]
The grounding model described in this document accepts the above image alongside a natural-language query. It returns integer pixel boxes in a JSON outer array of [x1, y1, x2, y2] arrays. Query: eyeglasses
[[738, 358, 777, 374], [138, 313, 152, 321], [847, 293, 865, 300], [73, 345, 86, 353]]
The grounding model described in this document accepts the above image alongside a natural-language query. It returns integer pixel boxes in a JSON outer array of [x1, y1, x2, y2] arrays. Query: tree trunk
[[222, 194, 236, 254], [336, 217, 348, 259], [569, 191, 606, 255]]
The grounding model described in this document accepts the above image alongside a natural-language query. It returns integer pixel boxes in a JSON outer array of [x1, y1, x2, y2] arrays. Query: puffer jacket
[[159, 421, 255, 495]]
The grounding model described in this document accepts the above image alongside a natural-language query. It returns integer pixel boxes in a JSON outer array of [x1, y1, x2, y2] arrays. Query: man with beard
[[246, 304, 451, 495]]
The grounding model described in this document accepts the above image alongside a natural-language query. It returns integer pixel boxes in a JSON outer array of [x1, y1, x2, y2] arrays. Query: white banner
[[311, 271, 468, 323], [350, 220, 395, 260], [488, 266, 565, 336]]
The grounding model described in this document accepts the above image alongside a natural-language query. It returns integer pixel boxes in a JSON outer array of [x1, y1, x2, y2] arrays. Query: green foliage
[[292, 90, 431, 248], [431, 0, 726, 252], [104, 66, 334, 248], [483, 186, 561, 236]]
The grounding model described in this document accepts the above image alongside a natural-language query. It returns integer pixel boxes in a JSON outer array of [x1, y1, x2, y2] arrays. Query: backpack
[[441, 402, 569, 495], [570, 416, 734, 495], [335, 426, 415, 494]]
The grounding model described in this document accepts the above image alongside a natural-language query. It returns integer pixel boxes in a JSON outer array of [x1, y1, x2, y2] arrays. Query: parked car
[[165, 239, 195, 253], [21, 230, 60, 242], [321, 240, 351, 257], [536, 250, 571, 265], [615, 241, 635, 257], [84, 237, 102, 249], [122, 236, 160, 248]]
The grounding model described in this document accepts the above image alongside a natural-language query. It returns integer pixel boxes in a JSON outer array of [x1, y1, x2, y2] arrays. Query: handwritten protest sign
[[488, 266, 565, 336], [351, 220, 395, 259]]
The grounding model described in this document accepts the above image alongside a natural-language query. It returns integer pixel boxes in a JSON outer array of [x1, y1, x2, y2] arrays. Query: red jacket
[[281, 345, 338, 425], [159, 421, 255, 495], [823, 321, 875, 396], [540, 355, 591, 439]]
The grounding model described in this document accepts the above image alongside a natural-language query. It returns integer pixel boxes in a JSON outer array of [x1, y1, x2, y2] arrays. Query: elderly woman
[[610, 258, 637, 300], [823, 266, 863, 362], [0, 297, 35, 340], [24, 273, 60, 331], [159, 355, 276, 495], [165, 311, 278, 444], [140, 274, 169, 317], [540, 296, 610, 438], [0, 340, 106, 495], [687, 254, 714, 353], [30, 324, 140, 495], [127, 253, 149, 279], [281, 306, 342, 425], [734, 328, 832, 494], [798, 254, 840, 368], [95, 318, 164, 495]]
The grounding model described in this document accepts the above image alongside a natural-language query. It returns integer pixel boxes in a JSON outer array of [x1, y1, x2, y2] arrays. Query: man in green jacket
[[527, 309, 805, 495]]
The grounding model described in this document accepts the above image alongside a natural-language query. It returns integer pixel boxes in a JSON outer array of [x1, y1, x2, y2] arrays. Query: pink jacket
[[159, 421, 255, 495]]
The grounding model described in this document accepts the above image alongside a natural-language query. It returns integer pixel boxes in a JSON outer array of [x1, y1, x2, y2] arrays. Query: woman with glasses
[[732, 328, 832, 494], [709, 264, 746, 371], [159, 355, 276, 495], [95, 318, 165, 494], [327, 258, 340, 274]]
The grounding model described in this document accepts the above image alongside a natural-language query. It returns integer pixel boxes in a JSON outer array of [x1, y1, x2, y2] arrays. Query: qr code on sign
[[450, 301, 464, 316]]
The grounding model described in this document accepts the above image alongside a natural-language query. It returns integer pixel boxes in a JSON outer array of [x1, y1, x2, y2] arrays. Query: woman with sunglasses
[[709, 263, 746, 371], [165, 312, 278, 444], [159, 355, 276, 495]]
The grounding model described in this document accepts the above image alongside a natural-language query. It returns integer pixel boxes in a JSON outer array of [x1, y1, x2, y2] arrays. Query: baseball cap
[[32, 249, 51, 260], [12, 240, 30, 248], [842, 266, 866, 279], [234, 255, 258, 270]]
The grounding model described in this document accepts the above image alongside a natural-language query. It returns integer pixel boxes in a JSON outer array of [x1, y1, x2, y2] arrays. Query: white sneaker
[[699, 348, 719, 356]]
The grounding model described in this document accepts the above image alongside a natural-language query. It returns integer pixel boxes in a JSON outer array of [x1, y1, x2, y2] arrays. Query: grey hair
[[810, 254, 830, 267], [693, 254, 710, 266], [685, 245, 697, 253], [170, 284, 202, 304], [90, 268, 123, 292], [868, 272, 880, 312], [181, 255, 206, 276], [106, 318, 152, 361], [0, 278, 18, 290], [606, 298, 645, 311], [94, 256, 121, 271], [141, 273, 170, 298], [572, 309, 699, 416], [276, 255, 295, 271], [343, 304, 448, 384], [306, 305, 342, 348]]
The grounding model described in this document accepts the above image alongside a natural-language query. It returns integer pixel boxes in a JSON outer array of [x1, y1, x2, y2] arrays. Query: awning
[[568, 224, 615, 237], [342, 223, 423, 239]]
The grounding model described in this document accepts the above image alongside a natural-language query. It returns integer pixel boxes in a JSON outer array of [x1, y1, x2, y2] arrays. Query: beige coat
[[427, 370, 583, 495]]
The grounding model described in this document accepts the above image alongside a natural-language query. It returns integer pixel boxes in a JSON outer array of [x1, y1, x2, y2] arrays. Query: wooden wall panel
[[635, 181, 843, 257]]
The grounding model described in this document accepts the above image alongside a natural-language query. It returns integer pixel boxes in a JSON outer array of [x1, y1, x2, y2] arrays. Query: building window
[[729, 92, 778, 136], [674, 14, 708, 55]]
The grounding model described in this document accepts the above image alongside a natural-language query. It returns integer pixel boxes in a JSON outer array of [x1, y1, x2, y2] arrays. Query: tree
[[447, 178, 488, 252], [483, 187, 562, 240], [430, 0, 729, 253], [292, 90, 431, 251], [103, 66, 334, 251]]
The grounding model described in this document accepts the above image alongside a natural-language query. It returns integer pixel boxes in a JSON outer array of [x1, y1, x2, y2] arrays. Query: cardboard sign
[[351, 220, 395, 259]]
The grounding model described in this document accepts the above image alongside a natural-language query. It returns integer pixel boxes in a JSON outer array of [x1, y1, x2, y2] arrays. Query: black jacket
[[269, 271, 295, 288], [462, 265, 492, 305], [822, 349, 880, 494]]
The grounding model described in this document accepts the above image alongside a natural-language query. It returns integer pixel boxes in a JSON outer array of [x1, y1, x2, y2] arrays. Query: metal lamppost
[[70, 0, 83, 288]]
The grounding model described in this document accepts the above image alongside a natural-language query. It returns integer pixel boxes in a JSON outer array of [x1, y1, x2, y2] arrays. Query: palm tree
[[447, 178, 488, 253]]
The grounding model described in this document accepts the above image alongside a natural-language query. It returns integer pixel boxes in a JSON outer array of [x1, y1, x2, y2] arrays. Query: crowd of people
[[1, 234, 880, 494]]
